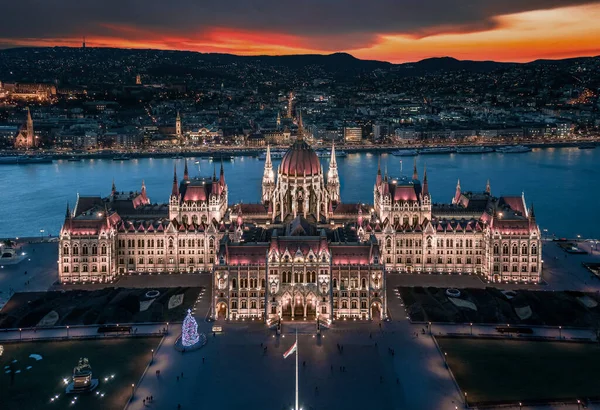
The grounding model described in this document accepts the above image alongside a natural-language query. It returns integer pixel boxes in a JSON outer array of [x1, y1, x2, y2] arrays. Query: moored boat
[[496, 145, 532, 153], [391, 149, 419, 156], [456, 146, 494, 154]]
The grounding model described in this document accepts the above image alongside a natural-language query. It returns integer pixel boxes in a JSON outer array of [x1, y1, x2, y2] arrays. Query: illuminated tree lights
[[181, 309, 200, 347]]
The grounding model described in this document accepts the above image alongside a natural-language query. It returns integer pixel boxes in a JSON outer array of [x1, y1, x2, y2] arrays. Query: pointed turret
[[327, 143, 340, 202], [183, 159, 189, 181], [423, 165, 429, 198], [171, 164, 179, 197], [219, 159, 225, 187], [485, 179, 491, 194], [262, 145, 275, 204], [213, 165, 217, 182], [176, 110, 182, 137], [111, 178, 116, 196], [65, 202, 71, 218], [453, 179, 461, 204], [297, 109, 303, 140], [141, 180, 147, 199], [412, 158, 418, 180], [375, 156, 382, 187], [384, 165, 388, 183]]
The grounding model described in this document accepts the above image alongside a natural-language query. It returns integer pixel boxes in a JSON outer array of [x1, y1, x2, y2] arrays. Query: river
[[0, 147, 598, 239]]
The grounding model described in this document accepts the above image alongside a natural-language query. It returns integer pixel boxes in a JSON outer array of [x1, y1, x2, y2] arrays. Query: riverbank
[[1, 139, 598, 161]]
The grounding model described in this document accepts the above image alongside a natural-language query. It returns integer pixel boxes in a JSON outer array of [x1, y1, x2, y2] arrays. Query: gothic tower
[[327, 143, 340, 203], [176, 111, 182, 138], [262, 145, 275, 203]]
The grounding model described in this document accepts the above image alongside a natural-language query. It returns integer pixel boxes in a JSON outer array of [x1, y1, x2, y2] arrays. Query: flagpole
[[295, 328, 299, 410]]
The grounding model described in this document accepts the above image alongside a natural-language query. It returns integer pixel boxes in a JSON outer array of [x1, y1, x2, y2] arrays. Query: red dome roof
[[280, 140, 320, 176]]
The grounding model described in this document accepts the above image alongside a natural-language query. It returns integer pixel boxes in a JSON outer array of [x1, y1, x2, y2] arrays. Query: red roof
[[280, 140, 320, 176]]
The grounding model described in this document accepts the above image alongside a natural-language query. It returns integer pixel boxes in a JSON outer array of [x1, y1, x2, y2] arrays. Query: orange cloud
[[1, 3, 599, 62]]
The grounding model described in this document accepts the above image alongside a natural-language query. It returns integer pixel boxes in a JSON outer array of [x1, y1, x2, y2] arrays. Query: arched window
[[427, 238, 432, 248], [241, 300, 247, 309], [493, 244, 499, 255], [232, 278, 237, 289], [386, 237, 392, 248], [531, 245, 537, 255], [342, 300, 348, 309], [351, 300, 357, 309], [261, 279, 266, 288], [182, 215, 189, 225], [512, 244, 518, 255], [502, 244, 509, 255], [101, 245, 107, 255], [73, 245, 79, 255], [232, 301, 238, 309], [403, 216, 409, 225], [251, 300, 257, 309], [82, 245, 88, 255], [209, 238, 214, 248], [361, 277, 367, 288], [92, 245, 97, 255], [168, 239, 174, 248], [412, 216, 418, 226], [333, 278, 337, 288], [63, 246, 69, 255], [521, 245, 528, 255]]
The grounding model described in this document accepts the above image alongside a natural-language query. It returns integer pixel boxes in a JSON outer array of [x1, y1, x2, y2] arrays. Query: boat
[[578, 143, 596, 150], [209, 155, 235, 162], [67, 156, 82, 162], [391, 149, 419, 157], [258, 151, 286, 160], [315, 148, 349, 158], [418, 147, 456, 155], [0, 155, 53, 164], [456, 147, 494, 154], [496, 145, 532, 154], [112, 155, 131, 161]]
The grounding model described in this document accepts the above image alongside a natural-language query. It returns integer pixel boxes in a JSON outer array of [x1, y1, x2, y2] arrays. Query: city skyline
[[0, 1, 599, 63]]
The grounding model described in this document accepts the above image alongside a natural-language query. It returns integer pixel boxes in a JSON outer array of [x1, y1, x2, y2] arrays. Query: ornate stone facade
[[58, 133, 542, 324]]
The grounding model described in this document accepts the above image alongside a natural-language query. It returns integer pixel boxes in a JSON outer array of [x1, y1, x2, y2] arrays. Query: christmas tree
[[182, 309, 200, 347]]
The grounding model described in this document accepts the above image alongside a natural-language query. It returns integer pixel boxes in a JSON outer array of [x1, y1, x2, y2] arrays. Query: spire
[[423, 165, 429, 197], [171, 164, 179, 197], [265, 145, 272, 167], [412, 158, 418, 180], [297, 109, 303, 140], [530, 202, 535, 219], [183, 159, 189, 181], [111, 178, 116, 196], [330, 143, 337, 168], [485, 179, 491, 194], [453, 179, 461, 204], [176, 110, 181, 121], [220, 159, 225, 186], [213, 164, 217, 181], [141, 180, 147, 198], [384, 165, 388, 182], [375, 156, 382, 187], [65, 202, 71, 218]]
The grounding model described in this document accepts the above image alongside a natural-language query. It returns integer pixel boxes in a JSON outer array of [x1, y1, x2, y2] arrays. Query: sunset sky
[[1, 0, 599, 63]]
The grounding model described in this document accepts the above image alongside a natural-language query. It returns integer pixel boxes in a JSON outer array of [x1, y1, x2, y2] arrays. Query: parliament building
[[58, 121, 542, 322]]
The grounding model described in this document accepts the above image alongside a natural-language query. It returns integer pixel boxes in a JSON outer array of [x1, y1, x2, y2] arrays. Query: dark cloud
[[0, 0, 598, 50]]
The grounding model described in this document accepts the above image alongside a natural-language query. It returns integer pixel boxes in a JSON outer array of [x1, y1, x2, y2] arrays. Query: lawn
[[437, 337, 600, 405], [0, 337, 161, 410]]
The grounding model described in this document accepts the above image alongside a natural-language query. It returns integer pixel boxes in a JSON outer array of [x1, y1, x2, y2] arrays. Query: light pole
[[39, 229, 44, 240], [470, 323, 473, 336], [19, 328, 22, 340], [558, 326, 562, 340], [577, 399, 581, 409], [428, 321, 432, 335], [519, 402, 522, 410], [131, 383, 135, 399], [66, 326, 70, 338], [151, 349, 154, 364], [464, 392, 468, 407]]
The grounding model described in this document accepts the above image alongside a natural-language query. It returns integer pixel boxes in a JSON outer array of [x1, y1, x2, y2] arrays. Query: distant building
[[13, 107, 37, 149], [343, 127, 362, 144]]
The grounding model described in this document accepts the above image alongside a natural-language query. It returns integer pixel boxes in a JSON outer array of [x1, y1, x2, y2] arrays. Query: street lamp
[[428, 321, 432, 335], [39, 229, 45, 240], [131, 383, 135, 398], [151, 349, 154, 364], [470, 323, 473, 336], [19, 328, 22, 340], [519, 402, 522, 410], [577, 399, 581, 409], [66, 326, 69, 338], [558, 326, 562, 340]]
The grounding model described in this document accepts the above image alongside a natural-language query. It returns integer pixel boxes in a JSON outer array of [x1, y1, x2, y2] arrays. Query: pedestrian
[[143, 399, 146, 406], [213, 332, 216, 337]]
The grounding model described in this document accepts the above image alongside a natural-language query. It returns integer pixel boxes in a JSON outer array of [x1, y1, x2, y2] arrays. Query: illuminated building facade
[[58, 133, 542, 323]]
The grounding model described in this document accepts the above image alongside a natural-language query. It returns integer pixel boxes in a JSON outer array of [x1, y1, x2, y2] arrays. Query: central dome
[[280, 139, 320, 176]]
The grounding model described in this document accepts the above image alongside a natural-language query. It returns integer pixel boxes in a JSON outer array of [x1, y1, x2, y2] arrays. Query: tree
[[182, 309, 199, 347]]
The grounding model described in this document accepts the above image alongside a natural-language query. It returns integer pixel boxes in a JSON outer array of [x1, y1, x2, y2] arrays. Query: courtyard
[[437, 336, 600, 406], [0, 337, 162, 410]]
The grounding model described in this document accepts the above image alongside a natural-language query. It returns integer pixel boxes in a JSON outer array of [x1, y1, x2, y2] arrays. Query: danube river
[[1, 147, 598, 239]]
